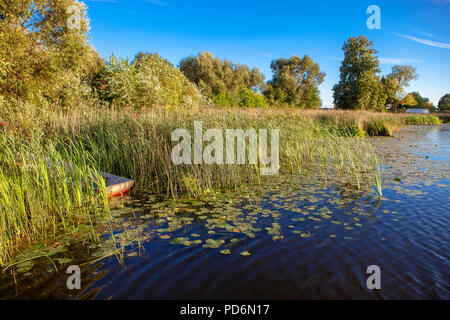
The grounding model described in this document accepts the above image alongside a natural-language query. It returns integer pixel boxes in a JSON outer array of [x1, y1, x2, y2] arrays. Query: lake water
[[1, 125, 449, 299]]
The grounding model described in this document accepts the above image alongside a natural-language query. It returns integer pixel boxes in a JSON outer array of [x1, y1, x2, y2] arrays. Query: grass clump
[[0, 134, 110, 265], [50, 107, 382, 200], [403, 115, 441, 125]]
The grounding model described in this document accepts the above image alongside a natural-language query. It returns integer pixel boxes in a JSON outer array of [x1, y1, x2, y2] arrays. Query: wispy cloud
[[87, 0, 119, 3], [146, 0, 169, 6], [395, 33, 450, 49], [379, 57, 422, 64], [412, 30, 444, 41]]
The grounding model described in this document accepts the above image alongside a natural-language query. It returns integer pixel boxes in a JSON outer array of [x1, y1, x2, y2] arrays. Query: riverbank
[[1, 124, 448, 299], [0, 107, 441, 266]]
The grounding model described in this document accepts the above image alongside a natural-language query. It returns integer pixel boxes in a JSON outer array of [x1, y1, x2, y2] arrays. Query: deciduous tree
[[333, 36, 386, 111], [399, 93, 417, 108], [410, 92, 437, 113], [438, 94, 450, 112], [179, 51, 265, 103], [0, 0, 99, 108], [265, 55, 325, 108], [382, 65, 418, 112]]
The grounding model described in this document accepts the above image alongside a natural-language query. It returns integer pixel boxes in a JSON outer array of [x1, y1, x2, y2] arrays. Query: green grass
[[2, 106, 441, 264], [50, 108, 382, 199], [0, 134, 110, 265]]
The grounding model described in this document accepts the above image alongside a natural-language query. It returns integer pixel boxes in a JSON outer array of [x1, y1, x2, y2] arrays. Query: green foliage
[[410, 92, 437, 113], [404, 115, 441, 125], [95, 53, 203, 110], [382, 65, 418, 112], [333, 36, 387, 111], [364, 120, 392, 136], [95, 55, 139, 109], [438, 94, 450, 112], [265, 55, 325, 108], [0, 134, 109, 265], [0, 0, 96, 108], [238, 86, 267, 108], [179, 51, 265, 104], [134, 53, 202, 108], [212, 92, 237, 107], [212, 87, 267, 108]]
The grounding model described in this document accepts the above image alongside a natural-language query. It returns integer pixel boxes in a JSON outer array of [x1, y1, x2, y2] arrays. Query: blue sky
[[85, 0, 449, 106]]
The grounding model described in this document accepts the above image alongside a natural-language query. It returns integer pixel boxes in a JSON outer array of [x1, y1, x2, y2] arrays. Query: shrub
[[95, 53, 203, 110], [238, 86, 267, 108], [95, 55, 139, 110], [135, 53, 202, 109], [213, 92, 237, 107]]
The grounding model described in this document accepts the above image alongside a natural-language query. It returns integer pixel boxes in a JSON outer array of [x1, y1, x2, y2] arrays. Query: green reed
[[54, 108, 383, 200], [0, 107, 390, 264], [0, 134, 110, 265]]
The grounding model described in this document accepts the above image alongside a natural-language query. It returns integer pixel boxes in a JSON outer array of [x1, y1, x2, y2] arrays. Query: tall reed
[[0, 134, 109, 265], [52, 108, 383, 199]]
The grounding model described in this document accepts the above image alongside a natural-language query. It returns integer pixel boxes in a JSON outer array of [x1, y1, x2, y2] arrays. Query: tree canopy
[[399, 93, 418, 108], [333, 36, 386, 111], [410, 92, 437, 113], [0, 0, 99, 106], [95, 52, 202, 110], [438, 94, 450, 112], [382, 65, 418, 111], [265, 55, 325, 108], [179, 51, 265, 98]]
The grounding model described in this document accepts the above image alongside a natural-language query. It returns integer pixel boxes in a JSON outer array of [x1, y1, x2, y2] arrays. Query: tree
[[333, 36, 386, 111], [265, 55, 325, 108], [410, 92, 437, 113], [399, 93, 417, 108], [382, 65, 418, 112], [179, 52, 265, 100], [438, 94, 450, 112], [96, 52, 202, 110], [0, 0, 97, 107]]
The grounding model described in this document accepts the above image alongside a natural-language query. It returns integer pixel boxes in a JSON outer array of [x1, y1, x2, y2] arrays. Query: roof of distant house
[[406, 109, 430, 114]]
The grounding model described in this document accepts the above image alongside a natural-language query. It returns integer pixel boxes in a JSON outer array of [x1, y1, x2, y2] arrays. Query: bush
[[213, 92, 237, 107], [135, 53, 202, 109], [95, 53, 203, 110], [95, 55, 139, 110], [238, 86, 267, 108]]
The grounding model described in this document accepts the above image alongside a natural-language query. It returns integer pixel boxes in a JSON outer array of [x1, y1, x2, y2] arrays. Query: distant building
[[406, 109, 430, 114]]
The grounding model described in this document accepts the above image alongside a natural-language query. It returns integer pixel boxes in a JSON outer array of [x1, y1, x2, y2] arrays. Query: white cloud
[[379, 57, 422, 64], [395, 33, 450, 50]]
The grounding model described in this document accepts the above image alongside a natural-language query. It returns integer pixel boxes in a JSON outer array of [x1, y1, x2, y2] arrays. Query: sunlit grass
[[51, 107, 383, 199], [1, 106, 439, 264], [0, 135, 110, 265]]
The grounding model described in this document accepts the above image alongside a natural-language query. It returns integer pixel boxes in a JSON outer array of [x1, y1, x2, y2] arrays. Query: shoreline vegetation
[[0, 107, 442, 266], [0, 2, 446, 267]]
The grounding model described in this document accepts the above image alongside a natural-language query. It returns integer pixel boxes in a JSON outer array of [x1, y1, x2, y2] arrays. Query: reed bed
[[51, 108, 383, 199], [0, 135, 110, 265], [2, 106, 438, 264]]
